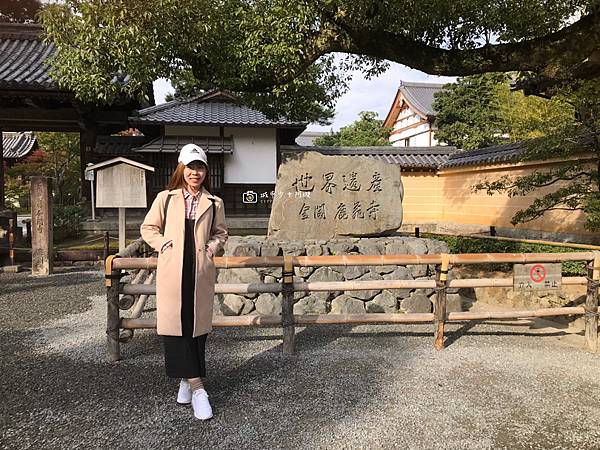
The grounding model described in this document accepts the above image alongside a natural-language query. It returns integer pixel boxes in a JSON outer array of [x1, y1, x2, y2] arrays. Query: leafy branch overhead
[[461, 78, 600, 231], [40, 1, 600, 117]]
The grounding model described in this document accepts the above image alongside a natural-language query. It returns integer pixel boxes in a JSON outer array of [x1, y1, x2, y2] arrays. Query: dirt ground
[[1, 268, 599, 450]]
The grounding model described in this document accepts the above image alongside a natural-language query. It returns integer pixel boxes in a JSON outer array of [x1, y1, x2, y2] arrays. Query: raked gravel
[[1, 268, 599, 450]]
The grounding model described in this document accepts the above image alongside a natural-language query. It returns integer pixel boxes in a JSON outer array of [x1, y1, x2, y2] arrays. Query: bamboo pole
[[584, 253, 600, 352], [281, 256, 296, 354], [130, 271, 155, 319], [113, 252, 595, 270], [120, 306, 600, 330], [434, 254, 450, 350], [120, 276, 589, 296]]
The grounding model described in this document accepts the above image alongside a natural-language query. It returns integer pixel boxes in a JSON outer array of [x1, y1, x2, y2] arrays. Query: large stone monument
[[268, 152, 403, 240]]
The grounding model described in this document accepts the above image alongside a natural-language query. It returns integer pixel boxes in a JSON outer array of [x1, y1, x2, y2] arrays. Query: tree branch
[[333, 8, 600, 81]]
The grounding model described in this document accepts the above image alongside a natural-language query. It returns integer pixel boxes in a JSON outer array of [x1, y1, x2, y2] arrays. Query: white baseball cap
[[178, 143, 208, 167]]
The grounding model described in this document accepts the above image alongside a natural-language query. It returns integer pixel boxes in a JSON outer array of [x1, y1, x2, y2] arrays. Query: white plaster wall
[[164, 125, 220, 136], [223, 127, 277, 183]]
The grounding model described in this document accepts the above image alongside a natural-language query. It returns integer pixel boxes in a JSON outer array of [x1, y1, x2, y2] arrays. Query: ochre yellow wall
[[400, 159, 594, 236], [401, 171, 442, 223]]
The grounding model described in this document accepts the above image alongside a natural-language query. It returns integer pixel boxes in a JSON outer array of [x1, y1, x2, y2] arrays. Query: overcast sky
[[152, 60, 456, 132]]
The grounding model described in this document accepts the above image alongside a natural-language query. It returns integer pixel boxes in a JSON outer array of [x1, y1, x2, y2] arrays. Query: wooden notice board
[[513, 263, 562, 291]]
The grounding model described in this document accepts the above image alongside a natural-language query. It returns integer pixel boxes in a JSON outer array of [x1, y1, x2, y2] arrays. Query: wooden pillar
[[103, 231, 110, 262], [105, 255, 121, 362], [118, 207, 126, 253], [31, 176, 53, 276], [281, 255, 296, 354], [584, 253, 600, 352], [434, 253, 450, 350], [0, 128, 4, 209]]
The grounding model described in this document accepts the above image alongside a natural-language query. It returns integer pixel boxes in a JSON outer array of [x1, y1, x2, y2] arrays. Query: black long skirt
[[163, 218, 207, 378]]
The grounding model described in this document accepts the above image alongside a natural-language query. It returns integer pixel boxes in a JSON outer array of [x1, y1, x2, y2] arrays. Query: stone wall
[[215, 236, 466, 316]]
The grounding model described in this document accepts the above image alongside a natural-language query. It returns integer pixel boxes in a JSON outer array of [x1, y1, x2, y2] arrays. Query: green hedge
[[425, 234, 589, 276]]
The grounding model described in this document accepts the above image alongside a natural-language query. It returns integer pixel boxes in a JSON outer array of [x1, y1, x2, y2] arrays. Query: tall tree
[[8, 132, 80, 206], [432, 73, 509, 150], [0, 0, 41, 23], [314, 111, 391, 146], [475, 79, 600, 231], [39, 1, 600, 118]]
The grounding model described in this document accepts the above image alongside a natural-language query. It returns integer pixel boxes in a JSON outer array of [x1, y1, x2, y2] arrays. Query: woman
[[141, 143, 228, 421]]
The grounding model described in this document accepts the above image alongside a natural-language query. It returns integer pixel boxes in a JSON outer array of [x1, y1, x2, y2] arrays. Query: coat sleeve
[[140, 191, 171, 252], [206, 197, 228, 256]]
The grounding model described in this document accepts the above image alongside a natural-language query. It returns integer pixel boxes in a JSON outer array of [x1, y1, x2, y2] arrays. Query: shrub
[[53, 205, 83, 243], [426, 234, 588, 276]]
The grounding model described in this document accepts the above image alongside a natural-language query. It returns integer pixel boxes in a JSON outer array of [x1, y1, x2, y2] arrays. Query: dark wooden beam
[[0, 128, 4, 209]]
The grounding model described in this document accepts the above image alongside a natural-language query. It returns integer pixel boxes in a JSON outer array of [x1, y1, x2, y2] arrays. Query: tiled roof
[[442, 142, 525, 168], [95, 135, 151, 155], [133, 135, 234, 154], [280, 145, 457, 169], [130, 91, 305, 128], [399, 81, 445, 117], [0, 23, 57, 90], [3, 132, 37, 160]]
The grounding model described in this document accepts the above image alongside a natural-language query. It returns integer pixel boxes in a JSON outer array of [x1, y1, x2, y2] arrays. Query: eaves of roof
[[0, 23, 58, 91], [130, 94, 306, 128], [280, 145, 457, 169], [3, 131, 37, 159]]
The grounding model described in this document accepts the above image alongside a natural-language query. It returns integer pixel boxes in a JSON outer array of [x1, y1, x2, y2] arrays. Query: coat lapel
[[195, 187, 216, 226], [168, 189, 185, 234]]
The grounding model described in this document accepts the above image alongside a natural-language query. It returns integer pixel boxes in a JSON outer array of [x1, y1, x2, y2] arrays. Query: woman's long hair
[[166, 162, 211, 192]]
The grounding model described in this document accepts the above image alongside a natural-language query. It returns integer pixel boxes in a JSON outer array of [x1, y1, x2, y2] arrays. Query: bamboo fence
[[105, 239, 600, 361]]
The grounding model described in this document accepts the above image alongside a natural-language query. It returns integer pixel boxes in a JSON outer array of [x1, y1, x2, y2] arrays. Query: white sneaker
[[191, 388, 213, 420], [177, 379, 192, 405]]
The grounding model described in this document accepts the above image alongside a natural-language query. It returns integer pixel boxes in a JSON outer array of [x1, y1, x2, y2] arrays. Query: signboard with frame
[[513, 263, 562, 291]]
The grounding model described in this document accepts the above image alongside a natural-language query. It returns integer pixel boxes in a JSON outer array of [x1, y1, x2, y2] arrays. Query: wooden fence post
[[281, 255, 296, 354], [584, 253, 600, 352], [105, 255, 121, 362], [434, 253, 450, 350]]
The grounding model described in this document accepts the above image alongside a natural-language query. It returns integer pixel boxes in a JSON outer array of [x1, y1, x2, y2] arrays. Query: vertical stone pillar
[[31, 176, 53, 276]]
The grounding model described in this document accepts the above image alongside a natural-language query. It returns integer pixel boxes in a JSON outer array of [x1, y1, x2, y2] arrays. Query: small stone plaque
[[513, 263, 562, 291], [268, 151, 403, 240]]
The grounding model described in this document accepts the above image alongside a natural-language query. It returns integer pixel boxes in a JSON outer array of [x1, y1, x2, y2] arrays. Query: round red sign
[[530, 264, 547, 283]]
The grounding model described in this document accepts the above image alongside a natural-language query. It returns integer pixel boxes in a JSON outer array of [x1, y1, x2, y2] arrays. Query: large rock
[[343, 265, 370, 280], [230, 241, 260, 257], [366, 290, 398, 313], [218, 267, 259, 285], [385, 241, 409, 255], [331, 295, 366, 314], [306, 244, 324, 256], [357, 239, 385, 256], [404, 238, 428, 255], [383, 266, 413, 298], [407, 264, 428, 278], [221, 294, 245, 316], [268, 152, 404, 240], [240, 297, 256, 315], [328, 240, 357, 255], [255, 293, 282, 315], [281, 241, 305, 256], [293, 295, 328, 314], [400, 293, 432, 313], [261, 241, 281, 256]]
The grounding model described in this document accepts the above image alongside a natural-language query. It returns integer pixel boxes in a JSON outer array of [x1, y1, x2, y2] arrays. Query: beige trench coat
[[140, 188, 228, 337]]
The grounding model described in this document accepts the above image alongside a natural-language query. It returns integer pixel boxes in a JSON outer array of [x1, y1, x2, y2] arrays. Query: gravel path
[[1, 268, 599, 450]]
